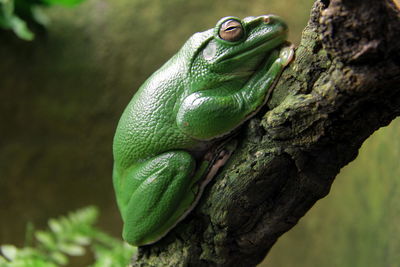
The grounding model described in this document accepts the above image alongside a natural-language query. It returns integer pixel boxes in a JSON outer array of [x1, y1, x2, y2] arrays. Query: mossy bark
[[133, 0, 400, 266]]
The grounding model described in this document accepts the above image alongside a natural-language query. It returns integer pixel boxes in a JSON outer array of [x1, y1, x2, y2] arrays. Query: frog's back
[[113, 30, 214, 171], [113, 55, 193, 170]]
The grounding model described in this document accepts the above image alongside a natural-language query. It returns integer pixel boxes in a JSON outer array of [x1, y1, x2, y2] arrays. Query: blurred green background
[[0, 0, 398, 266]]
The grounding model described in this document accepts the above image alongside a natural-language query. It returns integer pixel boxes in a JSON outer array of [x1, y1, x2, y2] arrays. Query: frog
[[113, 14, 294, 246]]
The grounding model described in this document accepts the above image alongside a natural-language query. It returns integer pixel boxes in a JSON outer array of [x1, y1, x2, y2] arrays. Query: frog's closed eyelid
[[213, 17, 246, 45], [219, 20, 244, 42]]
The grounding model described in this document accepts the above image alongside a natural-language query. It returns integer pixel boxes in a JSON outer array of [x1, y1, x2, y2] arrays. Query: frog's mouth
[[217, 30, 287, 64]]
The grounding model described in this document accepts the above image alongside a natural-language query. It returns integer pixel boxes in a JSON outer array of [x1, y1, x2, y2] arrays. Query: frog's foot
[[121, 144, 236, 246], [189, 139, 238, 202], [203, 140, 237, 184], [279, 43, 295, 67]]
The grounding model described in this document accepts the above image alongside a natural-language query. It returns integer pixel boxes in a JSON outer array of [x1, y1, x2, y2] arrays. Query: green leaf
[[71, 234, 90, 246], [9, 16, 34, 41], [0, 0, 85, 40], [49, 251, 68, 265], [0, 257, 10, 267], [1, 206, 132, 266], [1, 0, 14, 19], [48, 219, 63, 234], [14, 257, 59, 267], [31, 6, 49, 26], [41, 0, 85, 6], [24, 222, 35, 247], [35, 231, 56, 250], [1, 244, 18, 260], [58, 243, 85, 256]]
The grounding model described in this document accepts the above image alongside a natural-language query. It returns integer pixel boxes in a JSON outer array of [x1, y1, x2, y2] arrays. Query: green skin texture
[[113, 15, 293, 246]]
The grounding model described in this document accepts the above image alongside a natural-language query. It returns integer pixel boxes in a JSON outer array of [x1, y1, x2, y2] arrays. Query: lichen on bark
[[133, 0, 400, 266]]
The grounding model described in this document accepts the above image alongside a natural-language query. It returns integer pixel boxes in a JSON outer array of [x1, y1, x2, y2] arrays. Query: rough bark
[[133, 0, 400, 266]]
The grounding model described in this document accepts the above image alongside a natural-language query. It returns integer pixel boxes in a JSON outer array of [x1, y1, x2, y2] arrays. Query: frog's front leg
[[177, 45, 294, 140], [117, 150, 209, 246]]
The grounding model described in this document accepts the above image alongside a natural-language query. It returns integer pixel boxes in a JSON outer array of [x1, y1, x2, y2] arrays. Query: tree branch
[[133, 0, 400, 266]]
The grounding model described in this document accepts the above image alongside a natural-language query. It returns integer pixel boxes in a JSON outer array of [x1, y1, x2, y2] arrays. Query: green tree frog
[[113, 15, 294, 246]]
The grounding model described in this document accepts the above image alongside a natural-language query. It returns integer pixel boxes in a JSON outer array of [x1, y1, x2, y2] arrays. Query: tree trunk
[[133, 0, 400, 266]]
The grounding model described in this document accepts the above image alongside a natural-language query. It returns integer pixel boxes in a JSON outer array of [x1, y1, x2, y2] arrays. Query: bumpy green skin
[[113, 15, 293, 246]]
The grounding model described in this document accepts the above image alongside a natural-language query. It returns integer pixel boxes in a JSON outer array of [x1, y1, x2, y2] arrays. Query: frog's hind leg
[[121, 150, 198, 246], [145, 142, 236, 245]]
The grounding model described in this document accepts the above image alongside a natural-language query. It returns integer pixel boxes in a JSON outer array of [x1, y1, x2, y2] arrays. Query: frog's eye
[[219, 19, 244, 42]]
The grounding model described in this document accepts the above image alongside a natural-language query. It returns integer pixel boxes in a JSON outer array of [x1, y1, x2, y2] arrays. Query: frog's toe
[[280, 44, 295, 67]]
